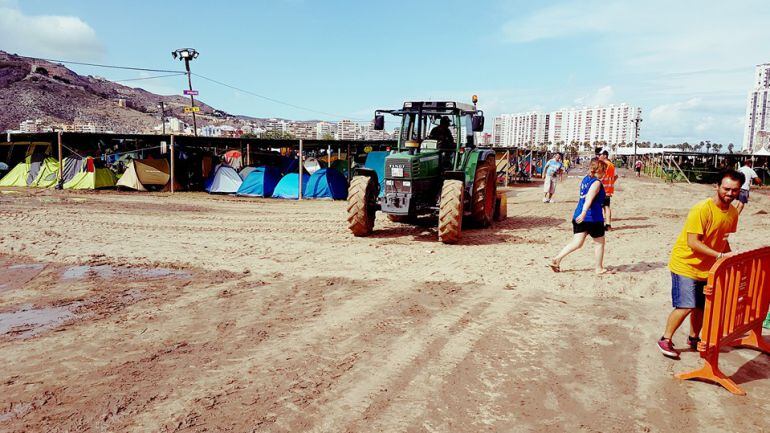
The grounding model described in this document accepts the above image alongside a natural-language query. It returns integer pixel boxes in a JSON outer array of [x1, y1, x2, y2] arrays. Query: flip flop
[[548, 261, 560, 273], [595, 268, 615, 276]]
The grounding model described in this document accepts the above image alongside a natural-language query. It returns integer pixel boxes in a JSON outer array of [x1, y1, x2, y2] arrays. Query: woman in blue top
[[549, 158, 611, 275]]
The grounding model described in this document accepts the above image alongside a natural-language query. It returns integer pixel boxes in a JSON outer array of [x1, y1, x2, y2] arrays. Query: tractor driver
[[429, 116, 456, 150]]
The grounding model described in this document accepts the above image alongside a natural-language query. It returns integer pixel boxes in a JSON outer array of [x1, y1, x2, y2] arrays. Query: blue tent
[[205, 165, 242, 194], [272, 173, 310, 199], [305, 168, 348, 200], [237, 166, 281, 197], [364, 151, 388, 197]]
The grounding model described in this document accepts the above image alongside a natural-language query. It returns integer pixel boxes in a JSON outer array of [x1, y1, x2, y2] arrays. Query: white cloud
[[574, 85, 614, 106], [498, 0, 770, 144], [648, 98, 744, 144], [0, 1, 103, 60]]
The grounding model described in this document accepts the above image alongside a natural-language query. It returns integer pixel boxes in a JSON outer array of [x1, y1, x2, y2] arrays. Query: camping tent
[[61, 156, 85, 184], [272, 173, 309, 199], [364, 151, 388, 197], [0, 159, 31, 187], [303, 157, 327, 175], [29, 157, 60, 187], [237, 166, 281, 197], [63, 158, 117, 189], [239, 166, 258, 180], [116, 159, 171, 191], [330, 159, 349, 177], [205, 164, 242, 194], [304, 168, 348, 200]]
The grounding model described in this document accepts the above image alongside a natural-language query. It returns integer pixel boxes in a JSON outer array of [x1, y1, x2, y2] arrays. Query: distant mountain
[[0, 50, 243, 133]]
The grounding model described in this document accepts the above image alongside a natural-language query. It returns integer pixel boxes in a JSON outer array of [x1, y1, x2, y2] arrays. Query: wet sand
[[1, 169, 769, 432]]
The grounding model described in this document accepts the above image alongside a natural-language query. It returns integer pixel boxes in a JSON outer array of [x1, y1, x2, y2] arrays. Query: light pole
[[157, 101, 166, 135], [172, 48, 199, 136]]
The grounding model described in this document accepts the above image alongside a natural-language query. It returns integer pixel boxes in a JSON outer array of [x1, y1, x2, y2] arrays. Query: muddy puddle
[[0, 262, 47, 294], [0, 303, 78, 338], [1, 258, 194, 339]]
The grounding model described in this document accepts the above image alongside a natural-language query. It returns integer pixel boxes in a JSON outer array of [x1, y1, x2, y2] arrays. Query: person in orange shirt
[[598, 150, 616, 230], [657, 169, 745, 358]]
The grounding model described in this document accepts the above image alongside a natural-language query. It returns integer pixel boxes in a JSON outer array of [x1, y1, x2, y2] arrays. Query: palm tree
[[728, 143, 734, 153], [713, 143, 723, 153], [705, 140, 712, 154]]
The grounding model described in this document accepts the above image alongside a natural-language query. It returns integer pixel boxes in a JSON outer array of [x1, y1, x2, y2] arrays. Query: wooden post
[[57, 131, 63, 182], [327, 144, 331, 167], [298, 139, 303, 200], [504, 150, 510, 187], [346, 143, 352, 183], [170, 135, 175, 193], [246, 142, 250, 166]]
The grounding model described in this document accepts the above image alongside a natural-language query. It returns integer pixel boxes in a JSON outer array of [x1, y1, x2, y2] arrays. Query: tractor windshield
[[399, 113, 460, 148]]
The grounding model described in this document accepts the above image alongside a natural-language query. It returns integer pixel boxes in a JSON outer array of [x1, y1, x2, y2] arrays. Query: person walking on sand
[[599, 150, 617, 231], [736, 159, 761, 214], [657, 169, 745, 359], [549, 158, 611, 275], [634, 159, 643, 177], [542, 153, 563, 203]]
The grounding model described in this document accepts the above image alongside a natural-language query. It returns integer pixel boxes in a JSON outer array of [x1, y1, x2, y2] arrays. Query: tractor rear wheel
[[438, 179, 463, 244], [471, 156, 497, 227], [347, 175, 377, 236]]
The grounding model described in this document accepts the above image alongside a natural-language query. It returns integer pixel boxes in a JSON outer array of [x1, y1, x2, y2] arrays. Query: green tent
[[63, 157, 117, 190], [0, 160, 31, 187], [330, 159, 349, 177], [29, 158, 60, 188]]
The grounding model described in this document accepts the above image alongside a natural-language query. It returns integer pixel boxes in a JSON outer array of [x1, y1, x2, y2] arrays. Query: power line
[[31, 56, 370, 122], [114, 73, 187, 83], [32, 57, 184, 74], [192, 73, 368, 122]]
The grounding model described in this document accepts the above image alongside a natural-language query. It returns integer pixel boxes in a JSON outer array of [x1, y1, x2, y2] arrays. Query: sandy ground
[[1, 168, 770, 433]]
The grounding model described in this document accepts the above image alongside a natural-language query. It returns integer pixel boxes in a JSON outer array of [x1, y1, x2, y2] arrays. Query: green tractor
[[347, 98, 496, 243]]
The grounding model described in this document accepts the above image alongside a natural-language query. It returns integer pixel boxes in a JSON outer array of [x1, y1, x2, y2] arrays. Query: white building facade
[[743, 63, 770, 152], [493, 104, 641, 149]]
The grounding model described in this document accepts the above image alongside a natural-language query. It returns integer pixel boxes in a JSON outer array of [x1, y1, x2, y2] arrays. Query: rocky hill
[[0, 51, 241, 133]]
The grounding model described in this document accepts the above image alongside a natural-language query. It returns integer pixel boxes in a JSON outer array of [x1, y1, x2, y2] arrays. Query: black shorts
[[572, 220, 605, 238], [602, 196, 611, 207]]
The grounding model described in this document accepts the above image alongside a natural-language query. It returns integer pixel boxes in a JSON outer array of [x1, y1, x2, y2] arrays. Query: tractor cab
[[348, 97, 495, 244], [374, 101, 485, 171]]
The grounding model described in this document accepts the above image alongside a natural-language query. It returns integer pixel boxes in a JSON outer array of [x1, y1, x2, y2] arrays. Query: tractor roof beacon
[[347, 96, 497, 244]]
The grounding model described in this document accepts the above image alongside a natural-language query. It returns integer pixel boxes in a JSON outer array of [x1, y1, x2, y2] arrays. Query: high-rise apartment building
[[493, 104, 641, 149], [316, 121, 336, 139], [743, 63, 770, 152], [335, 120, 358, 140]]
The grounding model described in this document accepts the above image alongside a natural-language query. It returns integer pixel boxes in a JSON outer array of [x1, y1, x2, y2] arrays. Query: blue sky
[[2, 0, 769, 146]]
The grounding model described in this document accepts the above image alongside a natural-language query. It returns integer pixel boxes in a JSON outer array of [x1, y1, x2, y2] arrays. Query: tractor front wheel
[[438, 179, 463, 244], [471, 156, 497, 227], [347, 175, 377, 236]]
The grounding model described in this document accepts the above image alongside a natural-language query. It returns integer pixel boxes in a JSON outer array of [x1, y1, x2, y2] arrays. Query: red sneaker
[[657, 337, 679, 358]]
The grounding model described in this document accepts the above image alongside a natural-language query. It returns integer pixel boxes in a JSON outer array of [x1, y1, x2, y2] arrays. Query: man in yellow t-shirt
[[657, 170, 745, 358]]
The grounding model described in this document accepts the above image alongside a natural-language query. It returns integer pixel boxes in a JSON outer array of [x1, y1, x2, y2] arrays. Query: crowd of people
[[540, 150, 764, 358]]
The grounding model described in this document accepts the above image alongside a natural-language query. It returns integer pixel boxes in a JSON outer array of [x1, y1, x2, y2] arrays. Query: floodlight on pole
[[172, 48, 199, 136]]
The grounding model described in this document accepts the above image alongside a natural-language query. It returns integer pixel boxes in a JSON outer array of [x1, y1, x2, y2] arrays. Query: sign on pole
[[183, 90, 199, 96], [183, 106, 200, 113]]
